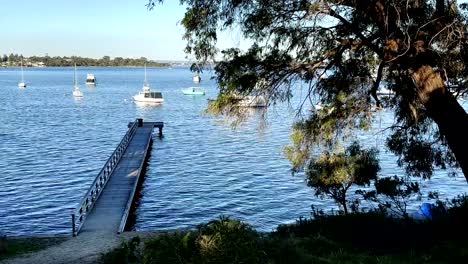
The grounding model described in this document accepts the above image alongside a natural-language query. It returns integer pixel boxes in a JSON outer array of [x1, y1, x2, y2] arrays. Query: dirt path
[[1, 231, 130, 264]]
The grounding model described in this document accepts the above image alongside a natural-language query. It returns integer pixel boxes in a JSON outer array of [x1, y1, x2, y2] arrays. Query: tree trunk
[[412, 66, 468, 182], [341, 201, 348, 215]]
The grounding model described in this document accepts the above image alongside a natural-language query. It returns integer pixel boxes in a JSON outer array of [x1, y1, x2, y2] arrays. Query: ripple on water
[[0, 67, 467, 236]]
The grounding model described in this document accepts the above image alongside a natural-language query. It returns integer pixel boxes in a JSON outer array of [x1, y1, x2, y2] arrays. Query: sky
[[2, 1, 468, 61], [0, 0, 245, 61]]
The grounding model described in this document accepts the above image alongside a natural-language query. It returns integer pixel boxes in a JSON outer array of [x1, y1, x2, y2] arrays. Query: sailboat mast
[[74, 64, 77, 87], [21, 59, 24, 82], [144, 63, 148, 85]]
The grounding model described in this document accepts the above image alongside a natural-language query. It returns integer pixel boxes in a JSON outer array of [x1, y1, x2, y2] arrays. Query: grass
[[100, 197, 468, 264], [0, 236, 66, 261]]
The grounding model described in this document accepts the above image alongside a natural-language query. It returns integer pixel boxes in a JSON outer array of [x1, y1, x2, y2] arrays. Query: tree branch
[[324, 7, 383, 58], [370, 61, 385, 108]]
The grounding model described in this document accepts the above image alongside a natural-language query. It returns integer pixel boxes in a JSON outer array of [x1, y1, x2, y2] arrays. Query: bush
[[101, 237, 141, 264], [102, 201, 468, 264], [103, 217, 266, 264], [196, 217, 265, 264], [143, 232, 197, 263]]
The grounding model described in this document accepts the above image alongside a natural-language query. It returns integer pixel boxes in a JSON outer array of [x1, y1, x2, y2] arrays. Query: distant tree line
[[1, 54, 169, 67]]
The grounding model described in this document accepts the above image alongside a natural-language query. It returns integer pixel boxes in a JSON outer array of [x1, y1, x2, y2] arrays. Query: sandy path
[[1, 231, 131, 264]]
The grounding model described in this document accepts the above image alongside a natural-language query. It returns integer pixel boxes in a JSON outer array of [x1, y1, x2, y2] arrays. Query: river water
[[0, 67, 466, 236]]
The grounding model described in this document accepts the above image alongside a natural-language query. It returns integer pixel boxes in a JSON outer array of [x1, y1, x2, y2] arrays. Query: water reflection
[[73, 96, 84, 103], [86, 84, 96, 90]]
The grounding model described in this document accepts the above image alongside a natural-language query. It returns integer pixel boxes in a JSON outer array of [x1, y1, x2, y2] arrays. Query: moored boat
[[376, 87, 395, 96], [237, 95, 267, 107], [192, 74, 201, 83], [86, 74, 96, 85], [73, 64, 83, 97], [133, 64, 164, 103], [182, 87, 205, 95], [18, 60, 27, 88]]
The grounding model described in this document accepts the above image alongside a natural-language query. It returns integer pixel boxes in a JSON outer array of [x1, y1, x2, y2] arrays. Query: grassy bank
[[0, 236, 67, 261], [101, 198, 468, 264]]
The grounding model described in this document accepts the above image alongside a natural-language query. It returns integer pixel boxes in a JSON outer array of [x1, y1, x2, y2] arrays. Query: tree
[[150, 0, 468, 181], [357, 175, 421, 217], [307, 142, 380, 214]]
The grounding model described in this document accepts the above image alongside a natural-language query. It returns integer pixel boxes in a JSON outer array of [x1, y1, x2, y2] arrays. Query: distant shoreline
[[0, 65, 185, 68], [1, 54, 175, 68]]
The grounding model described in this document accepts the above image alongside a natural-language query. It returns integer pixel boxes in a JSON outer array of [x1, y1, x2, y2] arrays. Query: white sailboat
[[73, 64, 84, 97], [133, 64, 164, 103], [18, 60, 27, 88]]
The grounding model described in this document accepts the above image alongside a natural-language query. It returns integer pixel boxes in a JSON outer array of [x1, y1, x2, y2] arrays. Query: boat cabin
[[86, 74, 96, 84], [143, 91, 163, 99]]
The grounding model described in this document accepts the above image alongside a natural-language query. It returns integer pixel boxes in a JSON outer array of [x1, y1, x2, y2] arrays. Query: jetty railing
[[71, 120, 139, 236]]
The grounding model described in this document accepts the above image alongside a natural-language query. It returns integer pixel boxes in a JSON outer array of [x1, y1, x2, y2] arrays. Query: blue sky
[[2, 1, 467, 61], [0, 0, 192, 60]]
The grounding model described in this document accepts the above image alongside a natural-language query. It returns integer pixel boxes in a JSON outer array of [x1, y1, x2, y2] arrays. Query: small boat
[[73, 64, 83, 97], [235, 80, 268, 107], [18, 60, 27, 88], [311, 103, 335, 114], [86, 74, 96, 85], [314, 103, 324, 111], [238, 95, 267, 107], [376, 87, 395, 96], [182, 87, 205, 95], [133, 64, 164, 103], [192, 74, 201, 83]]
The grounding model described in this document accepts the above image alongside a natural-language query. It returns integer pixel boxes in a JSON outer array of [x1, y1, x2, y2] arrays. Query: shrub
[[143, 232, 197, 264], [195, 216, 266, 264], [101, 237, 141, 264]]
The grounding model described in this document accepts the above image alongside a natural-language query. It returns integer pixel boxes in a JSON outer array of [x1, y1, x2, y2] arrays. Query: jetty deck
[[72, 119, 163, 236]]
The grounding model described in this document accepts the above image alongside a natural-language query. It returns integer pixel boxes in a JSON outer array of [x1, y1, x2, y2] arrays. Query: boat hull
[[133, 95, 164, 103], [182, 88, 205, 95], [18, 82, 27, 88], [183, 91, 205, 95], [73, 89, 84, 97], [238, 96, 267, 107], [192, 76, 201, 83]]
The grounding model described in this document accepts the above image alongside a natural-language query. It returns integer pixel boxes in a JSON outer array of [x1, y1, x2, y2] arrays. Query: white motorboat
[[133, 64, 164, 103], [18, 60, 27, 88], [73, 64, 83, 97], [192, 74, 201, 83], [314, 103, 324, 111], [376, 87, 395, 96], [238, 95, 267, 107], [86, 74, 96, 85]]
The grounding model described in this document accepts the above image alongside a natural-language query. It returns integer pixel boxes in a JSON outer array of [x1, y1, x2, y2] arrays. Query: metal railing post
[[72, 213, 76, 237]]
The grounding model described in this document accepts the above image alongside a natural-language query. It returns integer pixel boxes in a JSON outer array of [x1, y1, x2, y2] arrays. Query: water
[[0, 67, 466, 236]]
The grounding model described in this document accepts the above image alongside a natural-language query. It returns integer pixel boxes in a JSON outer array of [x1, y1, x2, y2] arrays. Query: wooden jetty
[[71, 119, 163, 236]]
